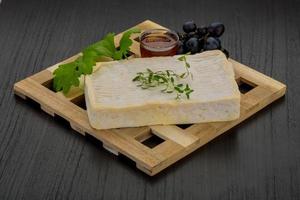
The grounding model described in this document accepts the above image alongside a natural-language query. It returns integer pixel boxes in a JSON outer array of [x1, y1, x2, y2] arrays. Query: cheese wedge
[[85, 50, 240, 130]]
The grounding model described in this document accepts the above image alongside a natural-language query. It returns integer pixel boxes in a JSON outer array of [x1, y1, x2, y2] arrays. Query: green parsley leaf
[[114, 28, 140, 60], [53, 62, 80, 94]]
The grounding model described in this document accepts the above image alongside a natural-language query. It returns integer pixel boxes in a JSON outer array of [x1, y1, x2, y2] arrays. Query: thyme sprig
[[132, 55, 194, 99], [177, 55, 193, 79]]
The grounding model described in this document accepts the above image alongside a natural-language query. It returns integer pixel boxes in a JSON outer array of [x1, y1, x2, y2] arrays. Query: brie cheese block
[[85, 50, 240, 130]]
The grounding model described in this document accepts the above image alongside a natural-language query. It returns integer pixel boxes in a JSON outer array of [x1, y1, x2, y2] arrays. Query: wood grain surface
[[0, 0, 299, 199]]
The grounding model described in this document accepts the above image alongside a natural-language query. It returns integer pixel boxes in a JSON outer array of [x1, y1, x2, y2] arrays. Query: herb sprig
[[53, 28, 140, 94], [132, 55, 194, 99], [177, 55, 193, 79]]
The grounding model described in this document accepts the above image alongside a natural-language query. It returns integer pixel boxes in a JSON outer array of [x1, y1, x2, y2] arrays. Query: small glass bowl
[[139, 29, 179, 57]]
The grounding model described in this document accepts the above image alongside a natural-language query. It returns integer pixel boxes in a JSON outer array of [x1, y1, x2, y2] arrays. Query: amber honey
[[140, 29, 179, 57]]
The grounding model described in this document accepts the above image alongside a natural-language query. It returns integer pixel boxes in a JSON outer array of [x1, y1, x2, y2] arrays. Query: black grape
[[185, 37, 199, 54], [207, 22, 225, 37], [203, 37, 221, 50], [183, 21, 197, 33]]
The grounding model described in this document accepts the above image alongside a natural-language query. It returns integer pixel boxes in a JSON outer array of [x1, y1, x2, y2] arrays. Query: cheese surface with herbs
[[85, 50, 240, 130]]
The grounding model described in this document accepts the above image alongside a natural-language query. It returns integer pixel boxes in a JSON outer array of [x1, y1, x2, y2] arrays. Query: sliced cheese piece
[[85, 50, 240, 130]]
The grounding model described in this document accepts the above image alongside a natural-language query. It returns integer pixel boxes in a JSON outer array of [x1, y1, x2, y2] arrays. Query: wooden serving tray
[[13, 20, 286, 176]]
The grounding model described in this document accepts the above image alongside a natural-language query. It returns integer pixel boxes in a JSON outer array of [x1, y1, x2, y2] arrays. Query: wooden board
[[13, 20, 286, 176]]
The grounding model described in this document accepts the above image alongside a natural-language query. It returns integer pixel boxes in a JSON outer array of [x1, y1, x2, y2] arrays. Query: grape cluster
[[177, 21, 229, 58]]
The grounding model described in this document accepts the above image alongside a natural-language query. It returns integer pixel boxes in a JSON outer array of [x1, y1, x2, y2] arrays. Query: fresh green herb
[[177, 55, 193, 79], [132, 56, 194, 100], [53, 28, 140, 94]]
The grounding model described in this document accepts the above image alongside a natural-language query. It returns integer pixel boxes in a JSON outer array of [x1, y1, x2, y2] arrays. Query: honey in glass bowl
[[140, 29, 179, 57]]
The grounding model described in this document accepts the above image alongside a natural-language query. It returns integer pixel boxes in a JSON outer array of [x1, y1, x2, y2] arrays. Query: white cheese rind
[[85, 50, 240, 130]]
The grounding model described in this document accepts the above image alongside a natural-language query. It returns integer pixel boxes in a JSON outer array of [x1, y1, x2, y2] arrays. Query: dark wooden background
[[0, 0, 299, 199]]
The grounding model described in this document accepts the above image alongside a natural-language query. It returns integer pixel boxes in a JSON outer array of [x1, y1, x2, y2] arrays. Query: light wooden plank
[[112, 127, 150, 140], [29, 69, 53, 84], [151, 140, 184, 161], [150, 125, 198, 147]]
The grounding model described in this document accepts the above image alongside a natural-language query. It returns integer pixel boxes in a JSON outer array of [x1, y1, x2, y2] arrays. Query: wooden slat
[[112, 127, 151, 141], [150, 125, 198, 147], [151, 140, 184, 161], [30, 69, 53, 84]]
